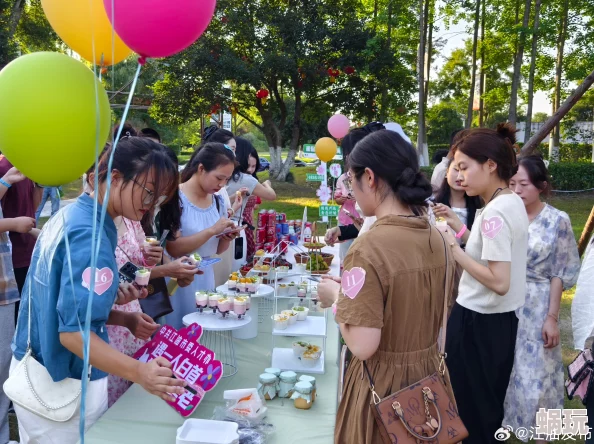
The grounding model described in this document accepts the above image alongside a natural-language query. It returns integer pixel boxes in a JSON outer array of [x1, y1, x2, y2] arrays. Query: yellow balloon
[[315, 137, 338, 163], [41, 0, 133, 66]]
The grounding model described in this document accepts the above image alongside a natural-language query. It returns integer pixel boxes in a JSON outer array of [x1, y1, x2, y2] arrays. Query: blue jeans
[[35, 187, 60, 222]]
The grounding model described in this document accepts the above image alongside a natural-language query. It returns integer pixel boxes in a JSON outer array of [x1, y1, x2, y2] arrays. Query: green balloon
[[0, 52, 111, 186]]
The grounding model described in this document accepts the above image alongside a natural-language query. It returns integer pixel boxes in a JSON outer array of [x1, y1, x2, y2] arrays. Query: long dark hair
[[349, 130, 432, 208], [433, 172, 481, 231], [181, 143, 237, 183], [233, 137, 260, 181], [141, 144, 182, 240], [96, 137, 178, 207], [203, 125, 234, 144]]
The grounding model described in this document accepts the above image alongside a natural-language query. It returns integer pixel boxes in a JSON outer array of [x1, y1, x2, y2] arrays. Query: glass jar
[[299, 375, 317, 402], [257, 373, 277, 400], [291, 381, 313, 410], [264, 368, 281, 392], [279, 371, 297, 398]]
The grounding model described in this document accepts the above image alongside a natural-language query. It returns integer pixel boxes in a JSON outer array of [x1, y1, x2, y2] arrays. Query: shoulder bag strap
[[363, 226, 453, 391]]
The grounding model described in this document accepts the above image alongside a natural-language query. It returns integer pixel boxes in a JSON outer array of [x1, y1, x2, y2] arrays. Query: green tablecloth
[[84, 312, 340, 444]]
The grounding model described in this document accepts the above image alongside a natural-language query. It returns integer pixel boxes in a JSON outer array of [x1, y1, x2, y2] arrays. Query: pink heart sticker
[[82, 267, 114, 296], [481, 216, 504, 240], [342, 267, 366, 299]]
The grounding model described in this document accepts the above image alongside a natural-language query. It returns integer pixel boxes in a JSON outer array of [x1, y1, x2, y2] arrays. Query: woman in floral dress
[[504, 155, 581, 442]]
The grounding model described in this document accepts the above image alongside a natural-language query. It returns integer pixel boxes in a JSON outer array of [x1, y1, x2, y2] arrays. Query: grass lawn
[[20, 166, 594, 443]]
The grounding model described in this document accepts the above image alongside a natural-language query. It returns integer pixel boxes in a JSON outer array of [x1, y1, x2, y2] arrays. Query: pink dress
[[107, 218, 148, 407], [336, 174, 359, 226]]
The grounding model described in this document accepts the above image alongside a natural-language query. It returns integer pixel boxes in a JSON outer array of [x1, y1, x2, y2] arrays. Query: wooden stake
[[578, 205, 594, 257]]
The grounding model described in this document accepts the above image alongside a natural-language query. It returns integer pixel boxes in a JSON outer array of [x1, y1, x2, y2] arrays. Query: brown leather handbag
[[363, 231, 468, 444]]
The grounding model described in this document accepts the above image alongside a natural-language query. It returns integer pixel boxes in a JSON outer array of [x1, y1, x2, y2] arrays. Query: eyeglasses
[[134, 179, 168, 207]]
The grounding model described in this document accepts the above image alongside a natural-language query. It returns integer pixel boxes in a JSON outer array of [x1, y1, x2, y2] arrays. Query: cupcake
[[195, 291, 208, 308], [134, 268, 150, 287], [292, 341, 310, 357], [282, 310, 298, 325], [217, 297, 231, 313], [272, 314, 289, 330], [233, 296, 247, 315], [208, 293, 220, 309], [292, 306, 309, 321], [188, 252, 202, 267]]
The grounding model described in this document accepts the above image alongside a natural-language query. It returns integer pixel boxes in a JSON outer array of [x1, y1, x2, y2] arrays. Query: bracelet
[[455, 224, 467, 239], [0, 178, 11, 188], [547, 313, 558, 322]]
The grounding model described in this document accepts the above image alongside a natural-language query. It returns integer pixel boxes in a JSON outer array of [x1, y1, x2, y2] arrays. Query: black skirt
[[445, 302, 519, 444]]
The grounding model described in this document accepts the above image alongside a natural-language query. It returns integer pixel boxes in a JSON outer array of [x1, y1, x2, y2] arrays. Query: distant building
[[516, 121, 594, 145]]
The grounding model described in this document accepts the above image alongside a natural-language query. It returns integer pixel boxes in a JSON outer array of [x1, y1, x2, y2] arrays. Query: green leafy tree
[[426, 102, 464, 145]]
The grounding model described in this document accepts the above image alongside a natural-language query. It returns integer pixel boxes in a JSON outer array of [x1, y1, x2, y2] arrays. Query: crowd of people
[[0, 119, 591, 444]]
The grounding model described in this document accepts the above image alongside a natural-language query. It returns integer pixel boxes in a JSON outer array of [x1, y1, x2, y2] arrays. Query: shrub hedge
[[420, 163, 594, 192]]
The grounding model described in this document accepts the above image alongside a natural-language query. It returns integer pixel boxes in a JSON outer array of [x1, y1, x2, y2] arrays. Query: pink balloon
[[327, 114, 350, 139], [104, 0, 217, 58]]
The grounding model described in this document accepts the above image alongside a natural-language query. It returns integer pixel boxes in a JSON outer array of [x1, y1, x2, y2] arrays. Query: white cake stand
[[215, 284, 274, 340], [182, 312, 251, 377]]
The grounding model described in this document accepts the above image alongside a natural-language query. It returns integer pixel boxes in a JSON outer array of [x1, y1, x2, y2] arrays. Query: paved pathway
[[38, 198, 76, 218]]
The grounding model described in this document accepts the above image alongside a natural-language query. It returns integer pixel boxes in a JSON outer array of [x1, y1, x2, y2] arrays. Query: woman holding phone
[[165, 143, 240, 329]]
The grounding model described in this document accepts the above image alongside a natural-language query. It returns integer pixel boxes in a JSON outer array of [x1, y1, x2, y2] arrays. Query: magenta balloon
[[327, 114, 350, 139], [103, 0, 217, 58]]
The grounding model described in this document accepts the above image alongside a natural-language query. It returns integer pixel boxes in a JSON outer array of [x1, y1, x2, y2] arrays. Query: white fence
[[516, 121, 594, 145]]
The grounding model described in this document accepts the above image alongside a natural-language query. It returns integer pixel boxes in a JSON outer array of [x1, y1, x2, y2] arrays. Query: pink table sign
[[133, 323, 223, 417]]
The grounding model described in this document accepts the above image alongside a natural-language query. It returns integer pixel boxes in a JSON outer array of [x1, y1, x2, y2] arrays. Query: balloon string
[[79, 0, 101, 439], [111, 0, 115, 93]]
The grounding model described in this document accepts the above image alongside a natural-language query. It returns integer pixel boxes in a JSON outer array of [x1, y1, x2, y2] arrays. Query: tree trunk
[[509, 0, 532, 125], [9, 0, 24, 37], [521, 68, 594, 156], [548, 0, 569, 162], [479, 0, 486, 127], [277, 92, 302, 181], [424, 2, 434, 108], [417, 0, 428, 165], [578, 206, 594, 257], [523, 0, 541, 143], [467, 0, 481, 129], [380, 0, 394, 122]]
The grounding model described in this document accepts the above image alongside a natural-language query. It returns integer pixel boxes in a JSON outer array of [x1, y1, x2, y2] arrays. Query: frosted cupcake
[[135, 268, 150, 287]]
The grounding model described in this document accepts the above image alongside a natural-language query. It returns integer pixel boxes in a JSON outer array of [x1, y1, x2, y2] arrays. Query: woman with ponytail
[[442, 124, 529, 443], [317, 130, 456, 443]]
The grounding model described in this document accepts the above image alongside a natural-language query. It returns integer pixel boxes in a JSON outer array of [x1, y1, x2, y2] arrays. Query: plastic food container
[[292, 306, 309, 321], [176, 419, 239, 444], [282, 310, 297, 325]]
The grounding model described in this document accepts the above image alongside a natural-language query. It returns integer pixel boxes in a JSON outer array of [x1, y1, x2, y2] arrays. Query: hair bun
[[399, 167, 416, 187], [496, 123, 517, 146]]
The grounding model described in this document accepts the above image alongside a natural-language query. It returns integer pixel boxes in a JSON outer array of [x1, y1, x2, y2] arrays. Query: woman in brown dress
[[318, 129, 456, 444]]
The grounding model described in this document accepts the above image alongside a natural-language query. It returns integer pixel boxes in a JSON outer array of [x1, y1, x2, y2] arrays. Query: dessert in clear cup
[[245, 295, 251, 311], [272, 314, 289, 330], [188, 252, 202, 267], [134, 268, 151, 287], [435, 217, 448, 233], [227, 274, 238, 291], [144, 236, 159, 247], [237, 278, 248, 293], [217, 296, 231, 313], [247, 276, 260, 294], [292, 306, 309, 321], [278, 284, 289, 296], [297, 288, 307, 298], [195, 291, 208, 311], [292, 341, 310, 357], [288, 282, 298, 296], [282, 310, 297, 325], [208, 293, 220, 312], [233, 296, 247, 316]]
